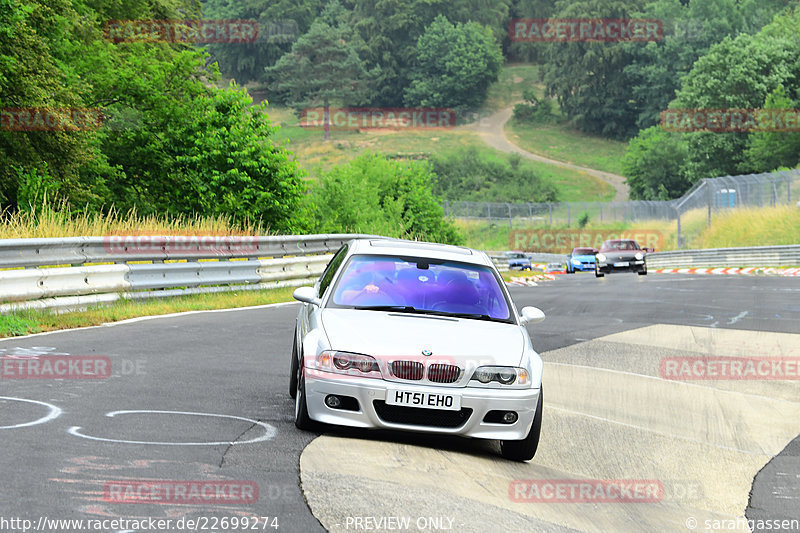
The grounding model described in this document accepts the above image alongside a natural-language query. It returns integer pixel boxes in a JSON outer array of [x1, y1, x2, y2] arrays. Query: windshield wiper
[[351, 306, 506, 323], [438, 312, 501, 322], [352, 305, 421, 313]]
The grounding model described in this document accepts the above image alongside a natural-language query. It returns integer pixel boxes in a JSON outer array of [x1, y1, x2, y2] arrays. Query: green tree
[[0, 0, 109, 210], [265, 16, 376, 140], [201, 0, 323, 84], [344, 0, 511, 107], [539, 0, 647, 139], [673, 25, 800, 181], [403, 15, 503, 112], [744, 86, 800, 172], [310, 153, 462, 244], [507, 0, 555, 63], [622, 126, 690, 200], [623, 0, 796, 132]]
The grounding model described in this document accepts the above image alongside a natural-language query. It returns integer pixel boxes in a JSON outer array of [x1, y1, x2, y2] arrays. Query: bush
[[513, 91, 557, 125], [430, 147, 558, 203], [309, 153, 462, 244]]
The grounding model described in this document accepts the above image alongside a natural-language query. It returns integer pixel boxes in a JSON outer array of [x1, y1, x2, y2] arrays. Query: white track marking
[[0, 396, 62, 429], [67, 409, 276, 446]]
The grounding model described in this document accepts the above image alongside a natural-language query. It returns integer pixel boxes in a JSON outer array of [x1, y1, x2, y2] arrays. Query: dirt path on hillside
[[462, 107, 630, 201]]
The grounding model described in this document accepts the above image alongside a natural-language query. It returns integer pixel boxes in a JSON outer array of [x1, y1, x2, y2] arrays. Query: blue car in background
[[504, 251, 532, 270], [565, 247, 597, 274]]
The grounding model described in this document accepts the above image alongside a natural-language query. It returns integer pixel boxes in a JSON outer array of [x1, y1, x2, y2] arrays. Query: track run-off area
[[1, 273, 798, 533]]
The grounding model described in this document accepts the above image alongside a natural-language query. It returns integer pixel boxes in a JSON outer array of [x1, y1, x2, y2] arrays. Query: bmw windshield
[[328, 255, 513, 323]]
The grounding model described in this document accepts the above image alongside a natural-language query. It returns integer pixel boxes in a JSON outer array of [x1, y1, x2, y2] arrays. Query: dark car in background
[[595, 240, 651, 277], [565, 247, 598, 273]]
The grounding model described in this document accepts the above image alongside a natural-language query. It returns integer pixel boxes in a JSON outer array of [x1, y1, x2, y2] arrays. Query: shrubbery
[[430, 147, 558, 203], [309, 153, 462, 244], [513, 90, 557, 125]]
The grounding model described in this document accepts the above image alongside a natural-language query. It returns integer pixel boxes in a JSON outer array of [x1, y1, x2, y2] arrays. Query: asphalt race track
[[1, 273, 798, 533]]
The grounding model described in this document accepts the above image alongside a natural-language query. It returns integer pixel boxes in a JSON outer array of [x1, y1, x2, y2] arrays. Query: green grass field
[[270, 114, 613, 202], [506, 121, 629, 176], [261, 62, 615, 202], [482, 63, 543, 112]]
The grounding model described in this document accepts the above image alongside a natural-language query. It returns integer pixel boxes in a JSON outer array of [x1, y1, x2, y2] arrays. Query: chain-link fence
[[442, 169, 799, 248]]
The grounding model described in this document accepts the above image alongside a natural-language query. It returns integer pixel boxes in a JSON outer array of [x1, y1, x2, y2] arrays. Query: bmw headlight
[[470, 366, 530, 386], [596, 253, 606, 262], [313, 351, 381, 378], [635, 252, 644, 260], [572, 258, 581, 265]]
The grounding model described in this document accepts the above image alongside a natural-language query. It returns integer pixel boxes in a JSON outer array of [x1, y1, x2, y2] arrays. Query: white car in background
[[289, 238, 546, 461]]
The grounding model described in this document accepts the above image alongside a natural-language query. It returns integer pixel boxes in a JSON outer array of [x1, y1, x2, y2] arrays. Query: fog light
[[325, 395, 342, 408], [502, 412, 518, 424]]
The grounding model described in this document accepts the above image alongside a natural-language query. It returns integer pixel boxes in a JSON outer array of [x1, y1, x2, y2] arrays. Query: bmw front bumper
[[303, 369, 540, 440]]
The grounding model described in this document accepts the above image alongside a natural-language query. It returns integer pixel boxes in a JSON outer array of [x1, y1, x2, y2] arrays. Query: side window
[[318, 245, 348, 298]]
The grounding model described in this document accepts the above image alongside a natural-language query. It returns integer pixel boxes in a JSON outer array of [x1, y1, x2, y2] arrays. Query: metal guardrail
[[0, 234, 371, 313], [2, 236, 797, 313], [647, 245, 800, 269], [489, 252, 567, 272]]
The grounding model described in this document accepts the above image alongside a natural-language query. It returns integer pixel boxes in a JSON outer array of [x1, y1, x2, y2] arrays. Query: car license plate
[[614, 262, 629, 267], [386, 389, 461, 411]]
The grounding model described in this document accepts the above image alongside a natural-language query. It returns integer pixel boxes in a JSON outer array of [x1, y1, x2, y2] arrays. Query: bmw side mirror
[[293, 286, 322, 306], [519, 306, 546, 325]]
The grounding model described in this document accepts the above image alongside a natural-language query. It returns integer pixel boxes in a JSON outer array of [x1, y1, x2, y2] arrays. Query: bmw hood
[[320, 309, 526, 366], [572, 254, 596, 261]]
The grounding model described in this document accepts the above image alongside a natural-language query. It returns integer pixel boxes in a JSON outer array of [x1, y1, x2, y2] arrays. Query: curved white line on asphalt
[[67, 409, 276, 446], [0, 396, 62, 429]]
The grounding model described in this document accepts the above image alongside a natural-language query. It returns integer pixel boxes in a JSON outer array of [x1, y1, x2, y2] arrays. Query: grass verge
[[0, 287, 297, 338], [273, 121, 613, 202]]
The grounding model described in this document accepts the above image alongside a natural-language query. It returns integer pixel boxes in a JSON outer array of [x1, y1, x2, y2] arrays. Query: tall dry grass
[[0, 202, 268, 239], [693, 205, 800, 249]]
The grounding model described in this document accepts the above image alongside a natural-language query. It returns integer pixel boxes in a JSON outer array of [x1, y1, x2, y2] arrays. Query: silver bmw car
[[289, 238, 546, 461]]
